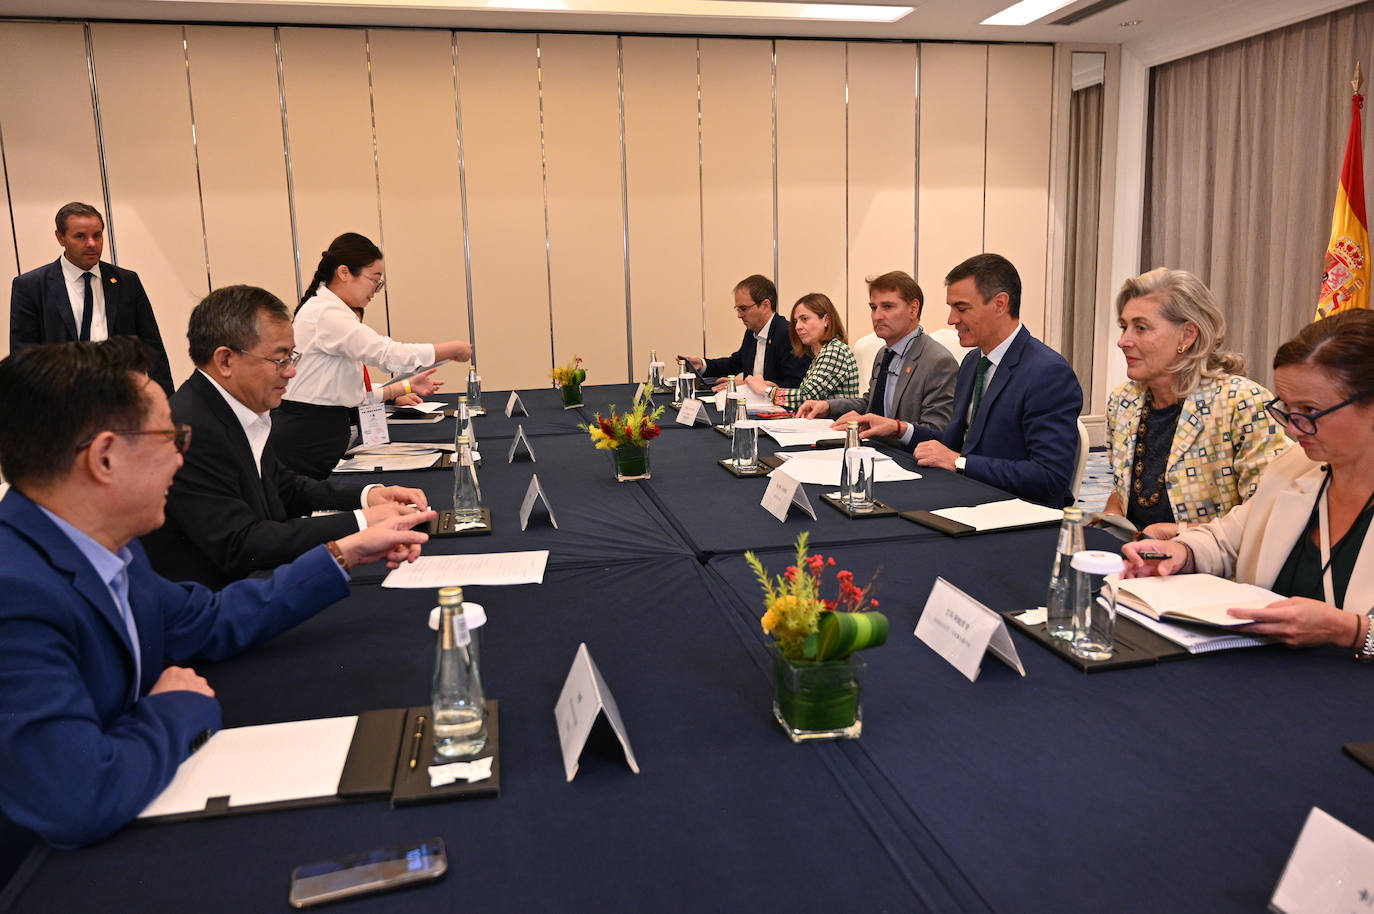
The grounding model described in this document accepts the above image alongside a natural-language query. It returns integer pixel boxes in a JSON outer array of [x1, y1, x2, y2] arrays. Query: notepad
[[1109, 573, 1281, 629]]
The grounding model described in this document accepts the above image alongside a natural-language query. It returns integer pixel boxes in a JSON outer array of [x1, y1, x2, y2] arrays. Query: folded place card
[[507, 424, 536, 463], [760, 471, 817, 522], [915, 576, 1026, 682], [555, 643, 640, 782], [1270, 807, 1374, 914], [519, 474, 558, 530], [676, 397, 708, 426], [505, 391, 527, 417]]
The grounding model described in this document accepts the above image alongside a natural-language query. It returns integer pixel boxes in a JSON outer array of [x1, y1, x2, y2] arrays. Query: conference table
[[4, 383, 1373, 913]]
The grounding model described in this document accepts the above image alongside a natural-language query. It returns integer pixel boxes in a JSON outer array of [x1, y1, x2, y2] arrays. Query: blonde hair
[[1115, 267, 1244, 397]]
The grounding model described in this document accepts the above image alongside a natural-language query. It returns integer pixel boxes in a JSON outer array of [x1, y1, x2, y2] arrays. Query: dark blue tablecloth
[[388, 385, 598, 443], [3, 559, 975, 913]]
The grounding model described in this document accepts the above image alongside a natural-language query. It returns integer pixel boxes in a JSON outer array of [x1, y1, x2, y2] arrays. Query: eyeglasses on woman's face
[[1265, 392, 1371, 436]]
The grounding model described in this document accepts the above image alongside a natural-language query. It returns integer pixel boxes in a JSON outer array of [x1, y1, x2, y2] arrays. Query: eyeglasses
[[1265, 392, 1371, 436], [77, 424, 193, 453], [234, 348, 302, 371], [733, 301, 760, 315], [362, 273, 386, 292]]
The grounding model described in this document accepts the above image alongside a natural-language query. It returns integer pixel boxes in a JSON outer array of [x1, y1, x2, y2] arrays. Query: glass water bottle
[[432, 586, 487, 760], [467, 362, 483, 414], [1046, 506, 1086, 640], [453, 434, 482, 523]]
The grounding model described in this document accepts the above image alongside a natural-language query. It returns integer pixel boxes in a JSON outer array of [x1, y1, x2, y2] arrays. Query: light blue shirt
[[881, 326, 923, 446], [37, 505, 142, 699]]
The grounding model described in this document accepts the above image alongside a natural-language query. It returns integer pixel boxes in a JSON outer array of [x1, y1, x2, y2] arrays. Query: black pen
[[408, 715, 425, 770], [1137, 551, 1171, 561], [811, 438, 846, 449]]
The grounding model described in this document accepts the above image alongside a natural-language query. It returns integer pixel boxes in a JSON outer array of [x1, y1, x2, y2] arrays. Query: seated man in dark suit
[[141, 285, 429, 588], [913, 253, 1083, 507], [9, 201, 174, 395], [795, 270, 957, 446], [678, 273, 810, 391], [0, 338, 432, 854]]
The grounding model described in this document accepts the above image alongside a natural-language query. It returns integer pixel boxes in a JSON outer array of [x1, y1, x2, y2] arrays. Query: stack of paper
[[1110, 573, 1282, 629], [382, 551, 550, 588], [759, 418, 846, 447], [929, 499, 1064, 531], [770, 449, 921, 485]]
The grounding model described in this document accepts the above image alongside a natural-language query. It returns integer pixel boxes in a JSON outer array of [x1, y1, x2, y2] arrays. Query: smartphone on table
[[288, 837, 447, 908]]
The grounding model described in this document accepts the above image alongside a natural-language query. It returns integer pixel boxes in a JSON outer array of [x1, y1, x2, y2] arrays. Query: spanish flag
[[1317, 64, 1369, 320]]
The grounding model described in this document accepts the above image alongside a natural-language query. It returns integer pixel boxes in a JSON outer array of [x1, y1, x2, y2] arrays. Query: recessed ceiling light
[[980, 0, 1077, 26], [1119, 18, 1142, 26], [174, 0, 915, 23]]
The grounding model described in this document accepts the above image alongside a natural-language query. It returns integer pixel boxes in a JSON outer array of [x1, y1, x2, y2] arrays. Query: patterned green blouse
[[779, 337, 860, 411]]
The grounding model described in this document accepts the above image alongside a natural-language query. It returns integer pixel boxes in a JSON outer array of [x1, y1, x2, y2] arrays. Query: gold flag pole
[[1355, 61, 1365, 96]]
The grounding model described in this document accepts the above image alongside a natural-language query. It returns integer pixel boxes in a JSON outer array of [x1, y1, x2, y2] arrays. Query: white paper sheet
[[770, 450, 921, 485], [381, 551, 550, 588], [347, 442, 452, 456], [334, 452, 443, 473], [930, 499, 1063, 531], [139, 716, 357, 818], [759, 418, 846, 447], [398, 400, 446, 414]]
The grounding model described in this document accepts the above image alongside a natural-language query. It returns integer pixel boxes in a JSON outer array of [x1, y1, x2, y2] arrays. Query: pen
[[810, 439, 845, 449], [409, 715, 425, 770], [1137, 551, 1171, 561]]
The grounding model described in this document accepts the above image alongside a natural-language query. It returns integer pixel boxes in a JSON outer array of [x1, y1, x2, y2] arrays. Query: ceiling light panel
[[979, 0, 1078, 26]]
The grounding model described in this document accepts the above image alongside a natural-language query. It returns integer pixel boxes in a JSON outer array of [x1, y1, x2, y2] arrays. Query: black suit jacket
[[703, 312, 810, 388], [9, 257, 174, 395], [141, 371, 368, 588]]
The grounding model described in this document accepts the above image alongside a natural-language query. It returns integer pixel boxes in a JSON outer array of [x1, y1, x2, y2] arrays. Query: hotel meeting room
[[0, 0, 1372, 911]]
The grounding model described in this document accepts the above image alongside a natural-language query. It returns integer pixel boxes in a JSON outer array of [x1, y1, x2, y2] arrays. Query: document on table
[[347, 442, 453, 456], [706, 387, 775, 415], [139, 716, 357, 818], [334, 452, 442, 473], [759, 418, 846, 447], [929, 499, 1063, 531], [771, 450, 921, 485], [394, 400, 445, 414], [381, 551, 550, 588]]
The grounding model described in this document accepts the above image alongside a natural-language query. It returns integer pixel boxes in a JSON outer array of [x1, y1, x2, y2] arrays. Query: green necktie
[[964, 356, 992, 448]]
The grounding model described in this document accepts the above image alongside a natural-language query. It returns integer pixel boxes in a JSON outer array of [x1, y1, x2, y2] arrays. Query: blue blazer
[[703, 312, 811, 388], [9, 257, 174, 395], [938, 326, 1083, 507], [0, 492, 348, 849]]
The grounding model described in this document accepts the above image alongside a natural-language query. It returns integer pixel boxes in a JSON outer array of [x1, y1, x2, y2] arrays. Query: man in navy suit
[[679, 274, 810, 390], [912, 253, 1083, 507], [9, 202, 174, 395], [0, 339, 433, 853]]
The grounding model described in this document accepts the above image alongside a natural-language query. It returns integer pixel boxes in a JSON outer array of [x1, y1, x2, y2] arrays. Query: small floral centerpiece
[[746, 532, 888, 741], [581, 393, 666, 482], [551, 356, 586, 408]]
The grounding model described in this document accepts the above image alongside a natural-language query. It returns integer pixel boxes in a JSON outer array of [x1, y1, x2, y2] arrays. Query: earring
[[1176, 345, 1186, 353]]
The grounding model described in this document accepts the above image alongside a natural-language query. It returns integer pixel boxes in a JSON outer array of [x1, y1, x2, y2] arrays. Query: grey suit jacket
[[826, 332, 957, 443]]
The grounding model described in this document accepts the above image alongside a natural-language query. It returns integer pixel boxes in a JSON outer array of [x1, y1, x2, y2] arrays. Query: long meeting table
[[4, 383, 1373, 913]]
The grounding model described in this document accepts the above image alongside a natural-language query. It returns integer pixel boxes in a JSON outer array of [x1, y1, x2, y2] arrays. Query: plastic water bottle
[[1046, 506, 1086, 640]]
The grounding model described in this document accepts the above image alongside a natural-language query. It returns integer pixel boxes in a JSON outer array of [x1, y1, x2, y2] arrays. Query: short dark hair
[[945, 253, 1021, 318], [55, 202, 104, 235], [789, 293, 846, 356], [0, 339, 151, 487], [867, 271, 924, 310], [303, 232, 384, 307], [734, 274, 777, 312], [1273, 309, 1374, 402], [188, 285, 292, 366]]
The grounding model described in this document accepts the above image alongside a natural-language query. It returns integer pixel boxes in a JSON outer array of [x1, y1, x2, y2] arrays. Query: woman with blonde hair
[[1103, 267, 1288, 537]]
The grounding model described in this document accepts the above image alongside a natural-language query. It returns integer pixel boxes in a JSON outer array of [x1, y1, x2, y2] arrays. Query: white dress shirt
[[200, 368, 375, 529], [752, 325, 769, 378], [283, 284, 436, 408], [59, 255, 107, 342]]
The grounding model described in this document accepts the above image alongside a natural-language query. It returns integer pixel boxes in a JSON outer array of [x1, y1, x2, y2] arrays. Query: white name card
[[358, 391, 390, 448], [555, 642, 640, 782], [633, 382, 654, 406], [676, 397, 707, 426], [915, 576, 1025, 682], [507, 424, 536, 463], [505, 391, 527, 417], [1271, 807, 1374, 914], [760, 472, 817, 523], [518, 474, 557, 530]]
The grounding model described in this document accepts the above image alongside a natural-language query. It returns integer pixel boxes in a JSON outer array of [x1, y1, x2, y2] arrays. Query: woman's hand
[[409, 367, 443, 397], [1121, 539, 1192, 578], [393, 393, 422, 407], [1140, 522, 1183, 540], [1226, 597, 1360, 648]]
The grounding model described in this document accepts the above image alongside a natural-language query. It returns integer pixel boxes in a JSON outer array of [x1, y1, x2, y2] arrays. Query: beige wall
[[0, 21, 1055, 390]]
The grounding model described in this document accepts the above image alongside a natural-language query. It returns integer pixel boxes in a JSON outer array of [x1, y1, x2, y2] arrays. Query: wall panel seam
[[696, 39, 706, 356], [536, 35, 555, 367], [617, 35, 634, 380]]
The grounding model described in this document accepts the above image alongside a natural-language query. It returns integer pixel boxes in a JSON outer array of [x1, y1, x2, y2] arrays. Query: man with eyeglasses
[[0, 338, 433, 853], [678, 274, 810, 393], [9, 202, 174, 395], [141, 285, 430, 588]]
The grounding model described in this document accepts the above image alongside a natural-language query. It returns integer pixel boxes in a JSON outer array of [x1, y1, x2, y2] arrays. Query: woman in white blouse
[[270, 232, 472, 478]]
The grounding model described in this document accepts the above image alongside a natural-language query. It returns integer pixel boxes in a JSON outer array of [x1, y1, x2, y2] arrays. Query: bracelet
[[1351, 613, 1367, 650], [1358, 613, 1374, 663], [403, 380, 413, 396], [326, 540, 352, 573]]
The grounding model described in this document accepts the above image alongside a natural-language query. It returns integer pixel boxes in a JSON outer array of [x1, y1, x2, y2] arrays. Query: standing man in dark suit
[[796, 270, 957, 446], [913, 253, 1083, 507], [140, 285, 428, 588], [9, 202, 174, 395], [678, 274, 810, 390]]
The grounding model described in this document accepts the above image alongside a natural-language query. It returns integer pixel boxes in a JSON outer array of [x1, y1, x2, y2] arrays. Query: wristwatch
[[1358, 612, 1374, 662], [954, 456, 967, 474], [764, 385, 778, 405]]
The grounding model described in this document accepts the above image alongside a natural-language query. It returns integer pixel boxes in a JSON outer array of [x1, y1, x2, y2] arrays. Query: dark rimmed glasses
[[1265, 392, 1370, 436], [77, 424, 192, 454], [233, 348, 302, 371]]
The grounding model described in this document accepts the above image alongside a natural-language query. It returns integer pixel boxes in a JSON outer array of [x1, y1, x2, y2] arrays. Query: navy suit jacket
[[935, 325, 1083, 507], [0, 492, 348, 849], [703, 312, 810, 388], [141, 371, 367, 588], [9, 257, 174, 395]]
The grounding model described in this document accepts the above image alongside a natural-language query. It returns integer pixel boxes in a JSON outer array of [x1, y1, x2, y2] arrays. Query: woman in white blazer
[[1123, 309, 1374, 657]]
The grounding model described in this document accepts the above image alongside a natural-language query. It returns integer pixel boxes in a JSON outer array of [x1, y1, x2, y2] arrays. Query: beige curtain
[[1063, 82, 1102, 393], [1141, 0, 1374, 387]]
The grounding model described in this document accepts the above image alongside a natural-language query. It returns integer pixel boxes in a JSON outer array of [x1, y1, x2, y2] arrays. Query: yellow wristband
[[403, 380, 413, 395]]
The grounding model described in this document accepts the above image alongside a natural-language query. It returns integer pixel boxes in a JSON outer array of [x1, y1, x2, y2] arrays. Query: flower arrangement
[[582, 394, 666, 450], [551, 356, 586, 388], [746, 532, 886, 662]]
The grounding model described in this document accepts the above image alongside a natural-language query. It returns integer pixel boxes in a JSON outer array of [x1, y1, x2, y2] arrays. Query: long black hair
[[300, 232, 383, 310]]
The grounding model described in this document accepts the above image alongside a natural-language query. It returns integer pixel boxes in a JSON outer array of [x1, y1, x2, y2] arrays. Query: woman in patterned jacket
[[1104, 267, 1289, 539], [744, 293, 859, 412]]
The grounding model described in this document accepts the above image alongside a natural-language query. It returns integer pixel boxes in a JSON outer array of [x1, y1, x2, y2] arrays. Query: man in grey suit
[[796, 271, 957, 446]]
